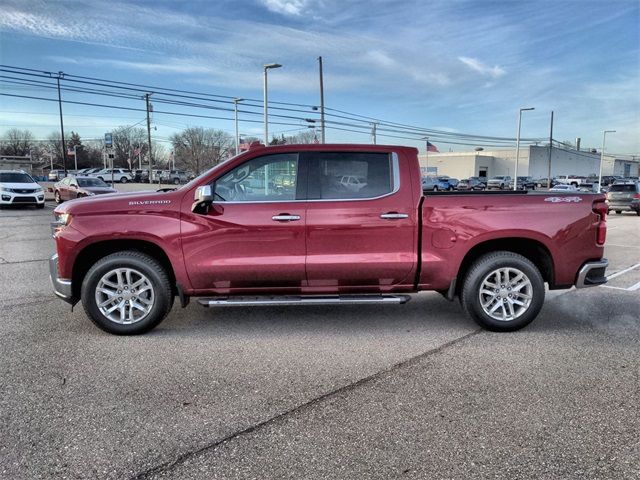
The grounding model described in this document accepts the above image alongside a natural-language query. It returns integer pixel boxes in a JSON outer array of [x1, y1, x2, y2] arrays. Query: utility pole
[[547, 111, 553, 189], [371, 122, 378, 144], [318, 56, 325, 143], [145, 93, 153, 183], [55, 71, 68, 174]]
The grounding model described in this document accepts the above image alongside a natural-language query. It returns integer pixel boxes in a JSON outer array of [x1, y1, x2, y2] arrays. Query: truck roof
[[245, 143, 419, 155]]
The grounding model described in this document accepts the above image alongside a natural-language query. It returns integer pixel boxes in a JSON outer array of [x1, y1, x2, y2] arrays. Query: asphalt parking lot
[[0, 204, 638, 479]]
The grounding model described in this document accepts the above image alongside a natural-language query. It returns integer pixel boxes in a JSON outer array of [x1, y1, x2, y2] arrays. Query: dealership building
[[418, 145, 639, 180]]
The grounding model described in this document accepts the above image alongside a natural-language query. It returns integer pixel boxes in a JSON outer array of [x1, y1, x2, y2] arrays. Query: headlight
[[54, 212, 72, 226], [35, 187, 44, 193], [0, 186, 10, 192]]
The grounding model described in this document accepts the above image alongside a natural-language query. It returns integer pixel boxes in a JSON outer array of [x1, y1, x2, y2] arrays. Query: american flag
[[426, 141, 439, 153], [67, 147, 76, 156]]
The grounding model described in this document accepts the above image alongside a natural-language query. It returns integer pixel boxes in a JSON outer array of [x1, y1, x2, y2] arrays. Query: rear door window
[[609, 185, 636, 192], [306, 152, 395, 200]]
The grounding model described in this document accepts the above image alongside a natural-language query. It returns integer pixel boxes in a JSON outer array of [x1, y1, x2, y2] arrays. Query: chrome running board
[[197, 294, 412, 307]]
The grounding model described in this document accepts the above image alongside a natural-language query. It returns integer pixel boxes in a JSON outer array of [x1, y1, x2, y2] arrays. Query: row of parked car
[[48, 168, 193, 184], [421, 175, 538, 191]]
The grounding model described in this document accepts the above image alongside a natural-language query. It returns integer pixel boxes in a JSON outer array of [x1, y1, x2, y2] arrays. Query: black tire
[[81, 251, 174, 335], [607, 209, 611, 215], [54, 190, 62, 204], [433, 186, 439, 192], [120, 177, 128, 183], [173, 178, 180, 185], [461, 251, 545, 332], [615, 210, 622, 214]]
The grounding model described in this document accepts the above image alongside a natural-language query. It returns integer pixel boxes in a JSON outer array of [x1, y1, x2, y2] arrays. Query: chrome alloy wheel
[[479, 267, 533, 322], [95, 268, 155, 324]]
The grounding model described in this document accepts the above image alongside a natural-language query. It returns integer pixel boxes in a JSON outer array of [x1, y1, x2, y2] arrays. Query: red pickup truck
[[50, 143, 609, 335]]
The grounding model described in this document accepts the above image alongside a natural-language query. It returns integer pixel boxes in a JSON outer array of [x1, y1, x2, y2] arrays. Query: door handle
[[380, 212, 409, 220], [272, 214, 301, 222]]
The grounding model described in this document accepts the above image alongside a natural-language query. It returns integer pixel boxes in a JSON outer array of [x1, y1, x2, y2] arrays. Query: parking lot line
[[606, 262, 640, 280]]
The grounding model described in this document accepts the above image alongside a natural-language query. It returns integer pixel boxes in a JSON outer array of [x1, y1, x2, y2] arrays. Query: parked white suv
[[0, 170, 45, 208], [91, 168, 133, 183]]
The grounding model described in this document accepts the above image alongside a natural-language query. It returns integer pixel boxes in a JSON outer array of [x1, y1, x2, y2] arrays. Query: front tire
[[54, 190, 62, 204], [461, 251, 545, 332], [81, 251, 174, 335]]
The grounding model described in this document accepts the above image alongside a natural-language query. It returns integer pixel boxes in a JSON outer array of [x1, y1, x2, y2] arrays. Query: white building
[[418, 145, 639, 180]]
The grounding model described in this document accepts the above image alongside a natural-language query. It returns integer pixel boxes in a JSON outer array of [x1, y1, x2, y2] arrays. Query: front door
[[303, 151, 417, 291], [181, 153, 306, 292]]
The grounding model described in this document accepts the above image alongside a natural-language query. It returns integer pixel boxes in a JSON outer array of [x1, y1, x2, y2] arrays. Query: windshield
[[78, 177, 109, 187], [0, 172, 35, 183]]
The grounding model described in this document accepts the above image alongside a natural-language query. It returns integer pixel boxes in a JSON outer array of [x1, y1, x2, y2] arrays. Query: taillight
[[592, 200, 607, 245], [634, 193, 640, 199]]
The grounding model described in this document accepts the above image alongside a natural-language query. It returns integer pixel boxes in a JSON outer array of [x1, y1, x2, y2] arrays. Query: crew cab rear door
[[181, 152, 307, 291], [303, 151, 417, 289]]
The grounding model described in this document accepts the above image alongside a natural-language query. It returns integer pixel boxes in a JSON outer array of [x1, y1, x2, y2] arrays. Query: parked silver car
[[606, 181, 640, 215]]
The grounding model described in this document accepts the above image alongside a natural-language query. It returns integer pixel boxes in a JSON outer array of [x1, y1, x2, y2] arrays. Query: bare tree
[[171, 127, 233, 174], [286, 130, 317, 144], [111, 126, 149, 169], [1, 129, 34, 156]]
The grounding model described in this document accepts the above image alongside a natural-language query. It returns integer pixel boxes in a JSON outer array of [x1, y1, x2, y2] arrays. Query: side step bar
[[197, 294, 412, 307]]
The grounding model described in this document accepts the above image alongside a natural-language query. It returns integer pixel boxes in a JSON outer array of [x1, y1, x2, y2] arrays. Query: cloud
[[258, 0, 314, 16], [458, 57, 506, 78]]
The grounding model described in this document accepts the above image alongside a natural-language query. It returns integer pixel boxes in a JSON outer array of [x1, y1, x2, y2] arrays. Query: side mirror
[[192, 184, 213, 213]]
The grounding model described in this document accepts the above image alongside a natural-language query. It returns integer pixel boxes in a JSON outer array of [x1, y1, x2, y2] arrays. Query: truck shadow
[[154, 292, 477, 338]]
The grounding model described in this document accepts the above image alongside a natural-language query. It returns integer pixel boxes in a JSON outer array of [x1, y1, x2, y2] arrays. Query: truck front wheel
[[81, 251, 174, 334], [461, 251, 545, 332]]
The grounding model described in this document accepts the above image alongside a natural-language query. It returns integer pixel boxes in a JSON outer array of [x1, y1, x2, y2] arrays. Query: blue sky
[[0, 0, 638, 154]]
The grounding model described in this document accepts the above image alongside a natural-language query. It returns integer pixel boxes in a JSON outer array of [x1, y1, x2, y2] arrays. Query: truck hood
[[54, 189, 183, 216]]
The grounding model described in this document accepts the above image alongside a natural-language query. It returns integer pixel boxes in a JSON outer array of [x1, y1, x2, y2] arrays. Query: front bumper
[[49, 254, 74, 304], [0, 190, 45, 205], [575, 259, 608, 288]]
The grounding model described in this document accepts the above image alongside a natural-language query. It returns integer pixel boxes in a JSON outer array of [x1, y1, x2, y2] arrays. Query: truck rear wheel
[[81, 251, 173, 335], [461, 251, 545, 332]]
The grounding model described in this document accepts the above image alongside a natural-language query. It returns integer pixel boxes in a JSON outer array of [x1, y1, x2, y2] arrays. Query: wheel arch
[[71, 239, 177, 300], [455, 237, 555, 295]]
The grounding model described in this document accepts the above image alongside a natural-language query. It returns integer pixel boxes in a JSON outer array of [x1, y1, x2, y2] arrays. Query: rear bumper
[[49, 254, 74, 304], [607, 201, 639, 211], [575, 259, 608, 288]]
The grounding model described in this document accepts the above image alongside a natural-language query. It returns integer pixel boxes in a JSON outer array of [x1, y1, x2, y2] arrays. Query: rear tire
[[461, 251, 545, 332], [615, 210, 622, 214], [81, 251, 174, 335], [54, 191, 62, 204]]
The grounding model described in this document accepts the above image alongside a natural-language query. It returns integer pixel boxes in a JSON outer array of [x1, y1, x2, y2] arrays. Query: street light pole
[[513, 107, 535, 190], [233, 98, 244, 155], [263, 63, 282, 145], [598, 130, 616, 192], [371, 122, 378, 144]]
